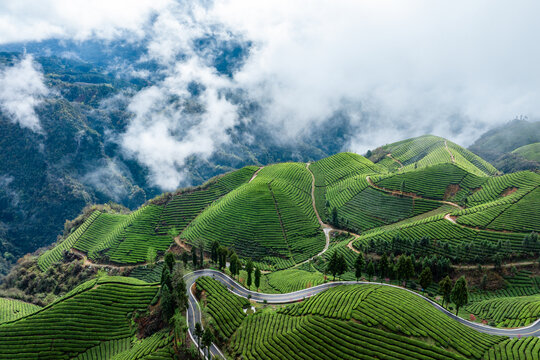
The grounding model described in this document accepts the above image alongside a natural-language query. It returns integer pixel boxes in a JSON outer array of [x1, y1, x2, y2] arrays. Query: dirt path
[[453, 260, 537, 270], [386, 153, 404, 169], [292, 164, 338, 267], [70, 248, 147, 270], [444, 213, 457, 223], [444, 140, 455, 163], [347, 235, 361, 254], [249, 166, 264, 183], [367, 176, 463, 209]]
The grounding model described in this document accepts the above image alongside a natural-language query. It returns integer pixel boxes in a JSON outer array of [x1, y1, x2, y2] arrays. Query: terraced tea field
[[189, 272, 540, 360], [466, 294, 540, 328], [0, 277, 158, 359], [180, 163, 325, 266], [0, 298, 41, 323]]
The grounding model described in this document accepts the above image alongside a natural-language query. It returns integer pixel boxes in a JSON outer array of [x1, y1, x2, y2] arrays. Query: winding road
[[184, 269, 540, 359]]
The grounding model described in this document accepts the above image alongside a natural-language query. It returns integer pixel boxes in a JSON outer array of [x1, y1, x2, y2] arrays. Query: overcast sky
[[1, 0, 540, 188]]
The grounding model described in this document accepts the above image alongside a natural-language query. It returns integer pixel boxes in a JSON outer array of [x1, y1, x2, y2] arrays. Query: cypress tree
[[451, 276, 469, 315]]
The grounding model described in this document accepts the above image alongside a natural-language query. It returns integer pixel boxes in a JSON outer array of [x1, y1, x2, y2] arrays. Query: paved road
[[184, 269, 540, 359]]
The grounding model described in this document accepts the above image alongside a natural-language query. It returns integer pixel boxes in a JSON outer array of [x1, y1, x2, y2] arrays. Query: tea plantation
[[195, 276, 539, 360], [0, 277, 158, 359]]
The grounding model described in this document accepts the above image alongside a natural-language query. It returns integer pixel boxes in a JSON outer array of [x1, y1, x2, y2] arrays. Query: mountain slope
[[369, 134, 498, 176], [512, 142, 540, 162]]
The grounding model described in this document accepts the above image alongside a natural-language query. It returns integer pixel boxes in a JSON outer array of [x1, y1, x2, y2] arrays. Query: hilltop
[[32, 134, 539, 274], [0, 134, 539, 359]]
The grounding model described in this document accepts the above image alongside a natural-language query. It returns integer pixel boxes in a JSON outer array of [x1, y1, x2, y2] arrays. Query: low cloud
[[0, 0, 172, 43], [3, 1, 540, 187], [121, 58, 239, 190], [0, 54, 49, 132], [80, 159, 131, 202]]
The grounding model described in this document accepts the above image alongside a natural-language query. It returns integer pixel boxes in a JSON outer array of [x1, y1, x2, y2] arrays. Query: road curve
[[184, 269, 540, 359]]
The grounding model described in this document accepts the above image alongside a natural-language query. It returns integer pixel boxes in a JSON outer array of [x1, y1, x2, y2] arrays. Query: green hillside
[[196, 276, 540, 360], [38, 135, 540, 271], [38, 166, 257, 270], [181, 163, 325, 268], [370, 135, 498, 176], [465, 294, 540, 328], [0, 298, 41, 323], [512, 142, 540, 162], [0, 277, 159, 359]]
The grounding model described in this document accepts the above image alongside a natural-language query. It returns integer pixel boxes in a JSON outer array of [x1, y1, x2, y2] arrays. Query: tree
[[246, 259, 254, 288], [451, 276, 469, 315], [202, 328, 215, 358], [400, 180, 405, 196], [254, 267, 261, 291], [192, 247, 198, 268], [161, 266, 172, 290], [172, 266, 189, 313], [165, 252, 175, 272], [418, 267, 432, 294], [480, 274, 488, 291], [379, 253, 389, 279], [493, 253, 503, 272], [366, 260, 375, 281], [147, 246, 157, 267], [197, 239, 205, 267], [172, 310, 188, 348], [396, 255, 414, 285], [327, 252, 339, 280], [438, 276, 453, 308], [229, 251, 241, 279], [331, 207, 338, 226], [181, 251, 189, 268], [337, 254, 348, 278], [194, 322, 203, 358], [355, 252, 365, 281], [211, 240, 220, 263], [161, 284, 175, 321], [218, 246, 228, 269]]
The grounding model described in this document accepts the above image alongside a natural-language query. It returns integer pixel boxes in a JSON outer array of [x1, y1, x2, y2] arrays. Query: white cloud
[[0, 55, 49, 132], [210, 0, 540, 150], [121, 58, 238, 189], [0, 0, 172, 43], [3, 0, 540, 185]]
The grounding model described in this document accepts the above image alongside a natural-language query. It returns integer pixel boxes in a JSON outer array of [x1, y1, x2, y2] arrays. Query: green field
[[181, 163, 325, 267], [0, 277, 158, 359], [512, 142, 540, 162], [37, 135, 539, 273], [190, 278, 539, 360], [0, 298, 41, 323], [373, 135, 497, 176], [196, 276, 250, 340], [465, 294, 540, 328], [38, 166, 257, 268]]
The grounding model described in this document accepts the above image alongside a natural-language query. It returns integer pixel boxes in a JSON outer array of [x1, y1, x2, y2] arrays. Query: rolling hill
[[512, 142, 540, 162], [1, 134, 539, 359], [37, 135, 540, 272]]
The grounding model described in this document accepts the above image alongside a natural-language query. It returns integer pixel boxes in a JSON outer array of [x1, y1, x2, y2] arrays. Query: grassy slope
[[512, 142, 540, 162], [0, 276, 158, 359], [195, 277, 539, 360], [465, 294, 540, 328], [0, 298, 41, 324], [38, 166, 257, 268], [374, 134, 498, 176], [181, 163, 325, 268]]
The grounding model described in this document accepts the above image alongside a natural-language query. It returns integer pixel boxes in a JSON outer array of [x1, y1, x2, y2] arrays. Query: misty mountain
[[1, 33, 538, 277], [468, 119, 540, 173], [0, 49, 338, 275]]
